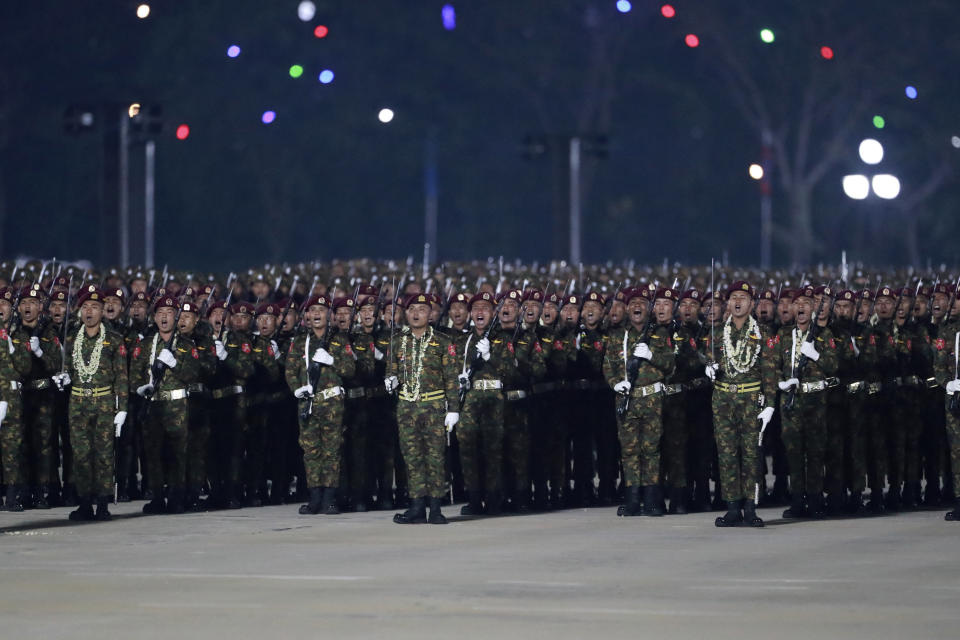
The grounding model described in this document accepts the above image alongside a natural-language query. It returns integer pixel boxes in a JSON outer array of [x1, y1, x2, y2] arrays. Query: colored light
[[760, 29, 775, 44], [297, 1, 316, 22], [227, 45, 240, 58], [842, 175, 869, 200], [175, 124, 190, 140], [128, 103, 141, 118], [289, 65, 304, 78], [261, 111, 276, 124], [660, 4, 675, 18], [873, 115, 886, 129], [859, 139, 884, 165], [136, 4, 150, 19], [314, 25, 328, 38], [318, 69, 335, 84], [378, 108, 394, 123], [820, 46, 834, 59], [871, 174, 900, 200], [442, 5, 456, 30], [952, 136, 960, 149], [616, 0, 632, 13], [905, 85, 918, 99], [748, 164, 764, 180], [685, 34, 699, 48]]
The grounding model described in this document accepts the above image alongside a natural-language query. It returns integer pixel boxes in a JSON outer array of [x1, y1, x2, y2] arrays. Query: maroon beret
[[522, 289, 544, 303], [153, 295, 178, 311], [104, 287, 125, 301], [180, 301, 201, 314], [545, 292, 562, 306], [0, 286, 13, 302], [230, 301, 254, 315], [729, 280, 754, 298], [256, 302, 281, 317], [856, 289, 874, 302], [654, 287, 678, 302], [77, 285, 105, 306], [331, 297, 355, 311], [357, 284, 379, 297], [836, 289, 855, 301], [302, 295, 331, 310], [792, 286, 816, 302], [875, 286, 896, 300], [496, 289, 523, 304], [469, 291, 496, 309], [813, 285, 833, 297], [680, 288, 703, 302], [584, 290, 606, 306], [449, 292, 470, 306], [206, 300, 229, 317], [405, 292, 432, 309]]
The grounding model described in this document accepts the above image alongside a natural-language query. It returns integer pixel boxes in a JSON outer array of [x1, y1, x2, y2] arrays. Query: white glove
[[633, 343, 653, 361], [114, 411, 127, 438], [705, 363, 718, 381], [52, 372, 71, 390], [136, 383, 155, 398], [294, 384, 314, 399], [270, 340, 281, 360], [457, 372, 471, 389], [613, 380, 631, 394], [476, 338, 491, 361], [758, 406, 774, 429], [444, 412, 460, 432], [29, 336, 43, 357], [157, 348, 177, 368], [850, 337, 860, 357], [215, 340, 228, 361], [800, 341, 820, 361], [6, 336, 14, 355], [312, 348, 334, 365], [374, 347, 384, 361], [575, 333, 582, 350], [946, 379, 960, 394], [385, 376, 399, 393], [0, 400, 7, 426], [778, 378, 799, 391]]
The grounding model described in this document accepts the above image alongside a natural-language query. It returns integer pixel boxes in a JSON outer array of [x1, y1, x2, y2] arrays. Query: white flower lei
[[721, 315, 761, 374], [73, 323, 105, 385], [398, 326, 433, 402], [792, 326, 810, 364]]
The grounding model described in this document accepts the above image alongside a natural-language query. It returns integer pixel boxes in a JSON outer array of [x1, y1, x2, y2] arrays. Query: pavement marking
[[487, 580, 585, 588], [71, 571, 372, 582], [470, 605, 735, 617]]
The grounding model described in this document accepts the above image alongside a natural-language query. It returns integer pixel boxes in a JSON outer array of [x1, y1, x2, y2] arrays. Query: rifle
[[458, 295, 508, 410], [300, 295, 336, 421], [617, 287, 656, 419], [944, 275, 960, 324], [783, 291, 830, 410], [58, 276, 74, 376], [216, 273, 237, 343], [276, 275, 299, 334], [138, 292, 187, 421], [433, 281, 455, 331]]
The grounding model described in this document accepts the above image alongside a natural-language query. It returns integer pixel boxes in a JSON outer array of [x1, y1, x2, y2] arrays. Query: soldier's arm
[[647, 331, 675, 377], [195, 338, 218, 379], [816, 331, 839, 376], [760, 332, 781, 399], [493, 337, 517, 380], [172, 338, 201, 384], [253, 337, 282, 381], [526, 334, 547, 381], [37, 326, 63, 374], [602, 345, 622, 389], [285, 337, 306, 392], [440, 337, 460, 407], [330, 338, 357, 380], [112, 335, 129, 414], [351, 338, 376, 379], [9, 332, 32, 378], [129, 341, 149, 389]]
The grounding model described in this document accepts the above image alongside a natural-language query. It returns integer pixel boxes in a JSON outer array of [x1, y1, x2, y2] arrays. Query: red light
[[820, 46, 834, 60], [314, 25, 328, 38], [661, 4, 675, 18], [685, 34, 699, 48], [175, 124, 190, 140]]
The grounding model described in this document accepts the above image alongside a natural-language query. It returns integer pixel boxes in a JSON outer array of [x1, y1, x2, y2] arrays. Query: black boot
[[690, 482, 710, 512], [62, 484, 78, 507], [885, 486, 902, 511], [3, 485, 23, 512], [770, 475, 789, 505], [460, 490, 484, 516], [226, 485, 242, 510], [377, 488, 394, 511], [617, 485, 643, 517], [321, 487, 339, 514], [166, 488, 185, 514], [94, 496, 112, 521], [34, 486, 50, 509], [485, 490, 503, 516], [142, 490, 166, 514], [782, 493, 807, 519], [428, 497, 447, 524], [393, 497, 427, 524], [742, 499, 764, 527], [848, 492, 869, 516], [669, 487, 688, 515], [901, 482, 920, 510], [299, 487, 323, 514], [944, 498, 960, 521], [715, 500, 743, 527], [643, 485, 664, 517], [352, 490, 367, 513], [69, 497, 95, 521]]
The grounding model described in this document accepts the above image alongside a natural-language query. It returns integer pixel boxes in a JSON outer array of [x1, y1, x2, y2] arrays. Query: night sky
[[1, 1, 957, 271]]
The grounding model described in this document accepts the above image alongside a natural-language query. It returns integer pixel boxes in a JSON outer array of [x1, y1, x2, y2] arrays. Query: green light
[[760, 28, 775, 43], [873, 115, 885, 129], [289, 64, 304, 78]]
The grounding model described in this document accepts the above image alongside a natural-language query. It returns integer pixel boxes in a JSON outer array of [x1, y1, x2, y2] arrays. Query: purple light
[[227, 45, 240, 58], [318, 69, 334, 84], [442, 4, 456, 30], [261, 110, 276, 124]]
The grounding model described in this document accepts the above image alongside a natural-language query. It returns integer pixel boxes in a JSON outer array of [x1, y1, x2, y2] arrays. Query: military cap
[[104, 287, 125, 301], [855, 288, 874, 302], [496, 289, 523, 304], [230, 301, 255, 315], [130, 270, 148, 283], [357, 295, 377, 308], [522, 289, 544, 303], [918, 285, 933, 299], [256, 302, 281, 316], [613, 289, 627, 303], [933, 283, 951, 296], [836, 289, 855, 301], [449, 292, 470, 306], [0, 286, 13, 302], [792, 286, 816, 301], [249, 271, 267, 283], [206, 300, 229, 317], [200, 284, 215, 297], [679, 288, 703, 303], [180, 286, 197, 299], [544, 292, 563, 306], [562, 294, 582, 308], [623, 289, 646, 305], [639, 283, 657, 300], [357, 283, 379, 297], [654, 286, 678, 302], [897, 287, 914, 298], [468, 291, 496, 309], [180, 301, 200, 315], [20, 284, 45, 300], [51, 290, 68, 303], [729, 280, 754, 298], [151, 287, 169, 301], [584, 290, 606, 306], [302, 295, 331, 310], [705, 289, 725, 302], [331, 297, 355, 311], [131, 291, 150, 305], [875, 286, 896, 300], [52, 275, 70, 291], [153, 295, 178, 311], [405, 293, 432, 309], [813, 285, 833, 297], [778, 288, 794, 302], [757, 289, 775, 302]]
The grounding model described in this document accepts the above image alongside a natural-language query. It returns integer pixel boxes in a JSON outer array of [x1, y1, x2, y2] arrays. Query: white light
[[858, 138, 884, 165], [748, 164, 764, 180], [952, 136, 960, 149], [842, 175, 870, 200], [128, 103, 141, 118], [297, 1, 316, 21], [136, 4, 150, 19], [871, 174, 901, 199], [378, 108, 395, 123], [80, 112, 94, 127]]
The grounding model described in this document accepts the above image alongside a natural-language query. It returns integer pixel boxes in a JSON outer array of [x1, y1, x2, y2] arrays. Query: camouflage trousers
[[185, 396, 210, 490], [616, 390, 662, 488], [529, 391, 565, 497], [341, 397, 369, 495], [842, 392, 870, 495], [458, 390, 504, 494], [367, 397, 396, 497], [397, 398, 446, 498], [0, 391, 23, 485], [943, 395, 960, 493], [685, 389, 716, 497], [823, 392, 847, 498], [888, 388, 921, 490], [661, 393, 688, 489], [143, 397, 189, 491], [298, 395, 344, 488], [921, 388, 950, 495], [209, 394, 248, 490], [22, 388, 56, 486], [502, 397, 530, 500], [711, 389, 762, 502], [68, 394, 115, 497], [780, 391, 827, 497]]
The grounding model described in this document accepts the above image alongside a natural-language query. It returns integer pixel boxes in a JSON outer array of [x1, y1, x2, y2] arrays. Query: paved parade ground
[[1, 503, 957, 640]]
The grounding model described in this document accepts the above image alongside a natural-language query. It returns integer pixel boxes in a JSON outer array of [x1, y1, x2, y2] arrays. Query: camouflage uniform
[[529, 321, 569, 508], [368, 326, 398, 506], [19, 320, 63, 506], [246, 331, 284, 505], [502, 323, 545, 510], [933, 320, 960, 515], [0, 328, 32, 510], [868, 317, 900, 507], [568, 324, 608, 505], [339, 329, 375, 509], [891, 319, 928, 506], [183, 328, 217, 508], [208, 328, 254, 507], [661, 321, 699, 508]]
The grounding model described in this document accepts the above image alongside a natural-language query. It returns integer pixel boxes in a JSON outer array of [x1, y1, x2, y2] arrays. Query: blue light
[[227, 45, 240, 58], [905, 85, 918, 99], [318, 69, 334, 84], [442, 4, 456, 30], [261, 110, 276, 124], [616, 0, 632, 12]]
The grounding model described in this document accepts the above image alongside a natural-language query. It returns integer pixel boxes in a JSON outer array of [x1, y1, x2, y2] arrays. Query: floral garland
[[721, 315, 761, 374], [73, 323, 105, 384], [792, 326, 810, 365], [398, 326, 433, 402]]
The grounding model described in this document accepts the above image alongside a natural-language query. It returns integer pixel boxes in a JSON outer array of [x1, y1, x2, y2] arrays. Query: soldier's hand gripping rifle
[[300, 297, 336, 421], [458, 296, 508, 411], [617, 289, 655, 419], [138, 293, 186, 422], [783, 291, 829, 410]]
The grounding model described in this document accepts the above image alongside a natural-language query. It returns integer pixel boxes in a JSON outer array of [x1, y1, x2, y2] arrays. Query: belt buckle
[[83, 388, 93, 397], [729, 384, 738, 393]]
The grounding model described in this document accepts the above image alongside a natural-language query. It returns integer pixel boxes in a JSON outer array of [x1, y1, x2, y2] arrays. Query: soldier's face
[[653, 298, 673, 323], [728, 291, 753, 320], [913, 297, 928, 319], [856, 298, 872, 323], [257, 313, 277, 337], [130, 279, 148, 294], [18, 297, 40, 322], [677, 299, 699, 324], [231, 312, 252, 331], [793, 297, 814, 325], [627, 299, 647, 328], [334, 307, 352, 330], [359, 304, 376, 328], [470, 301, 493, 331], [608, 301, 625, 325], [581, 300, 602, 328], [953, 295, 960, 318], [429, 303, 441, 324], [756, 299, 775, 321], [834, 299, 854, 321], [80, 301, 104, 329], [875, 296, 894, 319], [104, 297, 122, 320], [0, 300, 10, 322], [449, 302, 468, 327], [406, 303, 430, 329], [208, 308, 227, 333], [154, 307, 176, 333], [251, 281, 270, 300], [308, 305, 329, 330], [283, 309, 299, 332], [178, 311, 198, 334], [896, 296, 912, 320], [560, 304, 580, 328], [932, 293, 949, 320], [777, 299, 794, 324], [130, 301, 148, 322], [522, 300, 542, 325], [499, 299, 519, 325], [541, 303, 558, 325]]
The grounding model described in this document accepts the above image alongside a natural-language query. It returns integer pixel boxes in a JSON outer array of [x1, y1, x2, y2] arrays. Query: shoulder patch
[[344, 344, 353, 356], [689, 337, 696, 349], [829, 338, 836, 349], [118, 344, 127, 357], [534, 341, 542, 354], [936, 338, 946, 351], [553, 340, 563, 351], [448, 343, 457, 357], [192, 347, 199, 359], [241, 342, 252, 354], [133, 346, 142, 358], [508, 341, 515, 355], [869, 334, 876, 346], [766, 337, 776, 349], [0, 329, 7, 340]]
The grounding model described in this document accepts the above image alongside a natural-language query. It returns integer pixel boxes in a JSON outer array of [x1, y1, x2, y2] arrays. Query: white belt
[[505, 389, 528, 401], [662, 383, 684, 396], [9, 381, 21, 391], [800, 380, 828, 393], [320, 386, 344, 400], [473, 379, 503, 391], [633, 382, 663, 397], [345, 387, 366, 399]]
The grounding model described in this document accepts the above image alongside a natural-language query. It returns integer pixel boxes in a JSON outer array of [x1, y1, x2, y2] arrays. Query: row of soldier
[[0, 261, 958, 527]]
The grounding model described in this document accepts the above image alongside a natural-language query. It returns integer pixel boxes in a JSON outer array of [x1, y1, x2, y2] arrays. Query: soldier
[[118, 290, 150, 501], [130, 295, 201, 514], [439, 290, 471, 504], [177, 299, 217, 511], [677, 288, 712, 512], [868, 286, 902, 511], [248, 302, 287, 505], [933, 288, 960, 521], [658, 286, 694, 513], [603, 285, 675, 517], [285, 294, 356, 515], [386, 293, 459, 524], [0, 287, 32, 511], [924, 282, 953, 505], [54, 285, 128, 521]]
